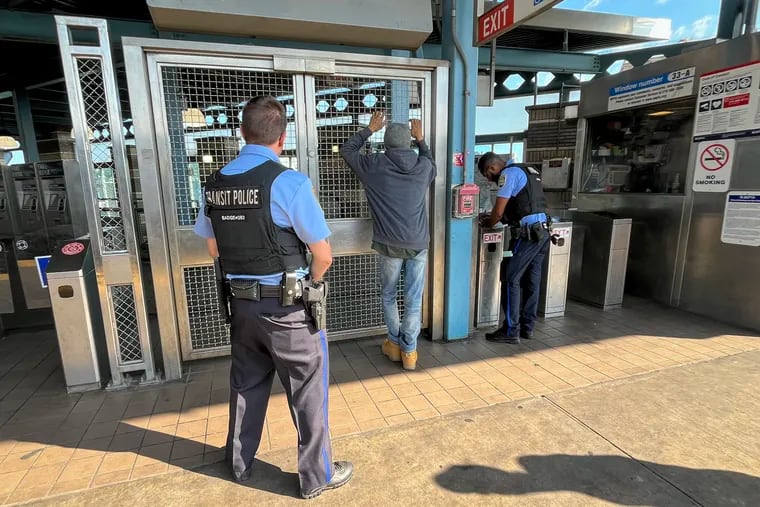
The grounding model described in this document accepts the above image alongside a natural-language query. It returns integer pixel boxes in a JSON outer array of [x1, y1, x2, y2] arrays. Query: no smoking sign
[[693, 139, 735, 192]]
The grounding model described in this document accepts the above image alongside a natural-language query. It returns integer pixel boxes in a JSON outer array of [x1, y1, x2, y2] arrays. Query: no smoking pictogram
[[700, 143, 730, 171]]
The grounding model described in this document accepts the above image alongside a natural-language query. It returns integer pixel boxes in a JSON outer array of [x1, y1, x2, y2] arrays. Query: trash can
[[539, 221, 573, 318], [563, 211, 632, 310], [46, 238, 109, 393], [475, 224, 506, 328]]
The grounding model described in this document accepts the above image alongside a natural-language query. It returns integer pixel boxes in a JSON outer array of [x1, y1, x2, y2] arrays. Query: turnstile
[[539, 221, 573, 318], [475, 225, 506, 328], [46, 238, 109, 393], [565, 211, 632, 310]]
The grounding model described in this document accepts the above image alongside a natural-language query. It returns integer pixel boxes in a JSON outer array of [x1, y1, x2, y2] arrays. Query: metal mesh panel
[[76, 58, 128, 253], [314, 77, 423, 220], [183, 265, 230, 350], [110, 284, 143, 363], [160, 67, 297, 226], [326, 254, 404, 333]]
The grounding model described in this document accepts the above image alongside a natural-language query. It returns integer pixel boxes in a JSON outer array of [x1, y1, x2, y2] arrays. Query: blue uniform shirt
[[496, 162, 547, 226], [194, 144, 330, 285]]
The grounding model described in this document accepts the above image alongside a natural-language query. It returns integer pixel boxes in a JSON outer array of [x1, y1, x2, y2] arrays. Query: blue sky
[[477, 0, 724, 136]]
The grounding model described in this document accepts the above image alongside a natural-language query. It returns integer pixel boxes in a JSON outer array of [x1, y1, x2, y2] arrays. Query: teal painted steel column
[[13, 89, 39, 162], [441, 0, 478, 340]]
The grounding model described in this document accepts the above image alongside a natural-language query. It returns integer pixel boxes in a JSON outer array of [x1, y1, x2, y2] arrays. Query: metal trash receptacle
[[46, 238, 108, 393], [475, 225, 506, 328], [564, 211, 632, 310], [539, 221, 573, 318]]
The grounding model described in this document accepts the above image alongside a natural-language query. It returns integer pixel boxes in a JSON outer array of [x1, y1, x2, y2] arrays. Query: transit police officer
[[194, 96, 353, 499], [478, 152, 550, 344]]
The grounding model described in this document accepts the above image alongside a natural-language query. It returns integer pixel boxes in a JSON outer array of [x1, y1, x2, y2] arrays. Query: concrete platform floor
[[0, 297, 758, 504], [26, 348, 760, 506]]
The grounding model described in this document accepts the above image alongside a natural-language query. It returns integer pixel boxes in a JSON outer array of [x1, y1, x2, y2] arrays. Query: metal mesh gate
[[156, 65, 426, 354], [160, 67, 296, 353], [315, 76, 421, 334]]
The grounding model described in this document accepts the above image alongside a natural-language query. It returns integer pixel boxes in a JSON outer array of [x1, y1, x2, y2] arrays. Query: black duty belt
[[229, 279, 285, 301]]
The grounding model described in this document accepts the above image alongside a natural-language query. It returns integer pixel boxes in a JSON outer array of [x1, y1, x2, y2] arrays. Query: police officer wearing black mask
[[478, 152, 550, 344], [194, 96, 353, 499]]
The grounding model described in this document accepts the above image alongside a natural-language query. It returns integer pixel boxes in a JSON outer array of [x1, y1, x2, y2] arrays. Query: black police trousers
[[500, 235, 551, 336], [226, 296, 333, 493]]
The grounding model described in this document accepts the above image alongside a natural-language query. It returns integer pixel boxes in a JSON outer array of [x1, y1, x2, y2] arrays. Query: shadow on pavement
[[435, 455, 760, 506]]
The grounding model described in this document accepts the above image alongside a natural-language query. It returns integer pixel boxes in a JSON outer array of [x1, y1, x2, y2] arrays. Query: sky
[[476, 0, 725, 135]]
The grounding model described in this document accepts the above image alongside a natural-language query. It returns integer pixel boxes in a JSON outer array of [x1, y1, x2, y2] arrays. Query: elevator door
[[152, 59, 428, 360]]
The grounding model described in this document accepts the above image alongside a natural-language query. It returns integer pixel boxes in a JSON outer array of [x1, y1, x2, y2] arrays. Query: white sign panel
[[721, 191, 760, 246], [694, 61, 760, 141], [692, 139, 735, 192], [608, 67, 695, 112]]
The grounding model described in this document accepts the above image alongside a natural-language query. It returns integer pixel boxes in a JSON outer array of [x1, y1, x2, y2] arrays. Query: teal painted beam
[[1, 9, 601, 74]]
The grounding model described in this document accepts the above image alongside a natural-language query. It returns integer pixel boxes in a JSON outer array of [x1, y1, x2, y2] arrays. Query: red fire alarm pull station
[[452, 183, 480, 218]]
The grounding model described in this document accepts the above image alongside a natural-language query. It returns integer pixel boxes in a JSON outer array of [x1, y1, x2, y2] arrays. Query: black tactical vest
[[501, 163, 547, 226], [204, 160, 308, 275]]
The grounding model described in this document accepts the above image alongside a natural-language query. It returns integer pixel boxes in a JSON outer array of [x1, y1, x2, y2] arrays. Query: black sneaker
[[485, 326, 520, 344], [302, 461, 354, 499], [520, 330, 534, 340]]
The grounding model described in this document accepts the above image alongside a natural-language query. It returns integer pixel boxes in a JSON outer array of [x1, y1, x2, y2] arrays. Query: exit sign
[[476, 0, 563, 46]]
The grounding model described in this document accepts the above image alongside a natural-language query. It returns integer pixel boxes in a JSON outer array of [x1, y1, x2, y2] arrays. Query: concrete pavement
[[23, 349, 760, 506]]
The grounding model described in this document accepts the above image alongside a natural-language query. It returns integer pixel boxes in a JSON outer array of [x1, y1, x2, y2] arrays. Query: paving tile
[[349, 404, 382, 423], [135, 442, 173, 468], [91, 468, 132, 488], [6, 486, 51, 504], [399, 395, 435, 413], [33, 446, 75, 467], [96, 452, 136, 475], [0, 450, 40, 474], [356, 418, 388, 432], [375, 400, 408, 418], [411, 408, 440, 421], [0, 470, 27, 495], [57, 456, 101, 483], [447, 386, 481, 403], [385, 413, 414, 425], [175, 420, 208, 439], [108, 431, 145, 452], [170, 439, 205, 461], [367, 387, 397, 403], [423, 391, 457, 408], [130, 463, 169, 480], [49, 476, 93, 496]]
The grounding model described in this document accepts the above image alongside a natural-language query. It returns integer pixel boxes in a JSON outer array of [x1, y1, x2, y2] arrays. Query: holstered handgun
[[302, 280, 328, 331], [213, 257, 231, 324]]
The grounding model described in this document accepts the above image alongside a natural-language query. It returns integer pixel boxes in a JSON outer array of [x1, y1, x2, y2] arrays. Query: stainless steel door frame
[[57, 17, 157, 387], [123, 37, 448, 379]]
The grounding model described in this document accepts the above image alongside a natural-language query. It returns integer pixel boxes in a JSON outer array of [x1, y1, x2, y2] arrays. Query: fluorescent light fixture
[[202, 154, 214, 163], [182, 108, 206, 128], [316, 87, 351, 97], [0, 136, 20, 150], [331, 145, 339, 153], [359, 82, 386, 90], [648, 110, 674, 117]]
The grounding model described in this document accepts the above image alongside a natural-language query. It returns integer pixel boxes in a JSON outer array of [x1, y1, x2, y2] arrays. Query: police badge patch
[[498, 174, 506, 187]]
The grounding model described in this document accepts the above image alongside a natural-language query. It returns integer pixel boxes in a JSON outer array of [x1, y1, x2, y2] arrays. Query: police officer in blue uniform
[[194, 96, 353, 499], [478, 152, 550, 344]]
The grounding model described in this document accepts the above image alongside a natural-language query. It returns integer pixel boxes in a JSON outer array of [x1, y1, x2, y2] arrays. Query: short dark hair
[[477, 152, 503, 175], [241, 96, 287, 145]]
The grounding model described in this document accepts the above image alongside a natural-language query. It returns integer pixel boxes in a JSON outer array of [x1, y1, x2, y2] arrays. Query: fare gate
[[122, 38, 448, 377]]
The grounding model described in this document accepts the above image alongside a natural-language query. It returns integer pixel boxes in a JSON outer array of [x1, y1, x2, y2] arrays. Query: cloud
[[583, 0, 603, 10], [671, 15, 715, 41]]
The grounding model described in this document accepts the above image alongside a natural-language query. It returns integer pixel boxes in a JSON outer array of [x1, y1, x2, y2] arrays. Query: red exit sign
[[477, 0, 563, 46], [478, 1, 515, 45]]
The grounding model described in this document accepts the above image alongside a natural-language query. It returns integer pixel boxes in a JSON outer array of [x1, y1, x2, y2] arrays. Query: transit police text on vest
[[205, 186, 262, 208]]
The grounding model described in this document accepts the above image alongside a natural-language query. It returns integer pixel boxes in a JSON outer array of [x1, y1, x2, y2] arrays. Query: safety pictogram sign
[[693, 139, 735, 192], [700, 143, 730, 171]]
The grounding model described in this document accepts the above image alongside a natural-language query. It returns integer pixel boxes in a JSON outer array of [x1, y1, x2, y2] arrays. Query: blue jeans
[[378, 250, 427, 353]]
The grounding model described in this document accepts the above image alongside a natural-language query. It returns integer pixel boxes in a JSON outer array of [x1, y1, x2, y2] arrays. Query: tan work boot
[[401, 350, 418, 371], [382, 339, 401, 362]]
